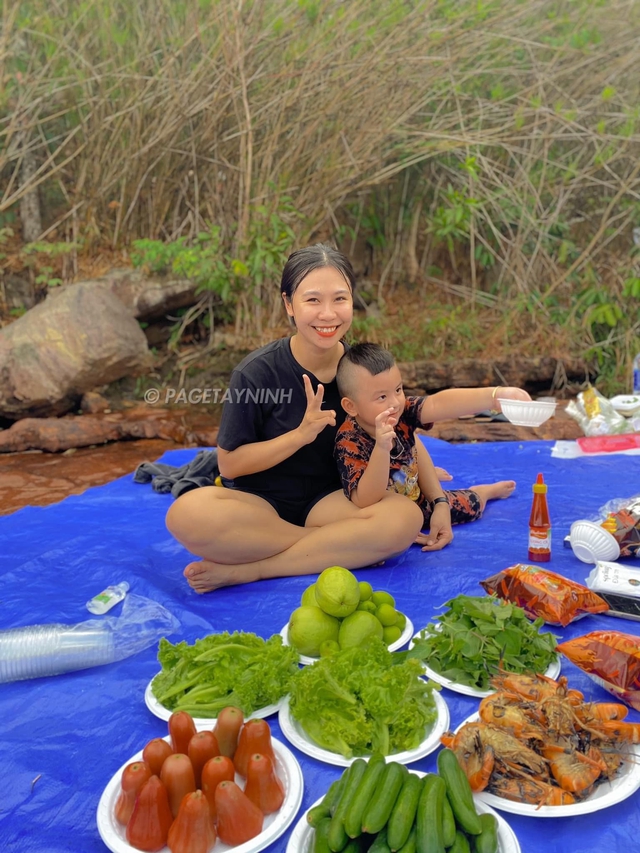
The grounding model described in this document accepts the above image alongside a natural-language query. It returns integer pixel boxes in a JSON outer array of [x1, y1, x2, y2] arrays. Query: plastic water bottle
[[0, 624, 115, 683], [86, 581, 130, 615], [633, 352, 640, 395]]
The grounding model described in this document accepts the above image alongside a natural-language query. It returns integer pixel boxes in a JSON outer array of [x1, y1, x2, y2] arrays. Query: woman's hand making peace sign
[[297, 374, 337, 444]]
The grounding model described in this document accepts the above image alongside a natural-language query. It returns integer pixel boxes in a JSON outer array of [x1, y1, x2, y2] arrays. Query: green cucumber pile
[[307, 749, 498, 853]]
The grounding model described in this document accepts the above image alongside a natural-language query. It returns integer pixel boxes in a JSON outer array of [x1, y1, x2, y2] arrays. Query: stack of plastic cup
[[0, 623, 116, 683]]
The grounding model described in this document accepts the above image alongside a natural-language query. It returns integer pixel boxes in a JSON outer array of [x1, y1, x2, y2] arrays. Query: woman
[[166, 244, 425, 593]]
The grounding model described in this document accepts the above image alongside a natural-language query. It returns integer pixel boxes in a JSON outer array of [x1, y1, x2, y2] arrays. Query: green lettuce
[[288, 638, 439, 758], [151, 631, 300, 717]]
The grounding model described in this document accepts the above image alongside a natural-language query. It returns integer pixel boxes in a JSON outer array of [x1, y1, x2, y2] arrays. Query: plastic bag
[[0, 593, 180, 684], [480, 564, 609, 626], [557, 630, 640, 711], [565, 386, 640, 436]]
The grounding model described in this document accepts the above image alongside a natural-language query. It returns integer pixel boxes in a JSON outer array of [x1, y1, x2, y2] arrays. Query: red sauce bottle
[[528, 473, 551, 562]]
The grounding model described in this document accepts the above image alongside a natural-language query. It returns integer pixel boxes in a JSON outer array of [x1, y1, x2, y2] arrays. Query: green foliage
[[20, 241, 79, 287], [430, 186, 478, 252]]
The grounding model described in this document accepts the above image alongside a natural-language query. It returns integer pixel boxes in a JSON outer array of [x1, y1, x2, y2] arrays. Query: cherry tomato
[[215, 780, 264, 846], [126, 775, 173, 852]]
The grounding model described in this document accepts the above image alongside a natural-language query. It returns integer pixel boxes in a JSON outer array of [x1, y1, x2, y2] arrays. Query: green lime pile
[[287, 566, 408, 657]]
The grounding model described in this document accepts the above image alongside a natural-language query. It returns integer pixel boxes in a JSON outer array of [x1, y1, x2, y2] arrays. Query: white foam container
[[569, 520, 621, 564]]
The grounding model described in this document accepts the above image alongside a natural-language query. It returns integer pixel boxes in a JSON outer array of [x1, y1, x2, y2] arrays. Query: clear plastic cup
[[0, 623, 116, 683]]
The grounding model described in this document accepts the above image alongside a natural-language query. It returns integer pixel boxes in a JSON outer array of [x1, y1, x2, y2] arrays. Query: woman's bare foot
[[184, 560, 253, 594], [472, 480, 516, 510]]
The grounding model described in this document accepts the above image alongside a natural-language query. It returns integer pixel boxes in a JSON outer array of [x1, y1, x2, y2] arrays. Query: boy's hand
[[374, 409, 398, 453], [298, 374, 336, 444], [494, 387, 531, 404], [415, 502, 453, 551], [435, 466, 453, 481]]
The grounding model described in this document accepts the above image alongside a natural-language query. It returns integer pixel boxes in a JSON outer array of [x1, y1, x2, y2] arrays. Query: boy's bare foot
[[184, 560, 244, 594], [472, 480, 516, 508]]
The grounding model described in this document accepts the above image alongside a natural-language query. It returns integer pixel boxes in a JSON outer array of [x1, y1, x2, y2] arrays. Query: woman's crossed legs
[[165, 487, 423, 593]]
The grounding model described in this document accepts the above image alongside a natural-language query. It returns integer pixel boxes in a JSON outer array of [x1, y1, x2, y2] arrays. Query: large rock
[[398, 356, 594, 392], [0, 283, 151, 419], [60, 269, 198, 321]]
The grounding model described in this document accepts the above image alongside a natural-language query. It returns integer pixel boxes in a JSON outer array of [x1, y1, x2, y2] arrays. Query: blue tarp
[[1, 436, 640, 853]]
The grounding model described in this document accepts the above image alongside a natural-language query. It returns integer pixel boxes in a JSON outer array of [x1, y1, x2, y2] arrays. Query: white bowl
[[569, 520, 621, 564], [610, 395, 640, 416], [497, 398, 557, 427]]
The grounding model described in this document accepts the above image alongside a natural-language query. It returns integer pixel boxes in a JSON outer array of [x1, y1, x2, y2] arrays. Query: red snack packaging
[[480, 564, 609, 626], [557, 630, 640, 711]]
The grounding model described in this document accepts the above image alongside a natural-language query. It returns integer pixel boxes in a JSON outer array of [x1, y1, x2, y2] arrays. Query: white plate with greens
[[278, 689, 449, 768], [286, 790, 520, 853], [280, 617, 414, 666], [410, 630, 561, 698], [144, 675, 283, 725]]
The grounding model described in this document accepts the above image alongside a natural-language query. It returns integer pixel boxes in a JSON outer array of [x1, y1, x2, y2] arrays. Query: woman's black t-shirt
[[216, 337, 346, 512]]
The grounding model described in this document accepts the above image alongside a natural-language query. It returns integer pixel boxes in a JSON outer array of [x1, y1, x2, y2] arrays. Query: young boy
[[334, 343, 526, 551]]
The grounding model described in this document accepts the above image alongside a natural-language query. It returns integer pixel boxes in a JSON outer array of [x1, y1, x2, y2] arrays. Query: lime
[[301, 583, 319, 607], [338, 610, 384, 649], [315, 566, 360, 618], [376, 603, 399, 627], [394, 611, 407, 631], [357, 600, 377, 614], [288, 606, 340, 656], [383, 625, 402, 645], [319, 640, 341, 657], [371, 590, 395, 608], [358, 581, 373, 601]]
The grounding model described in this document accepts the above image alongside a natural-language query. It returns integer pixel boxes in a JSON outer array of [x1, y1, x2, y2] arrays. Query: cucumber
[[449, 830, 471, 853], [308, 776, 346, 827], [416, 773, 446, 853], [313, 816, 332, 853], [361, 762, 408, 835], [386, 772, 422, 852], [441, 793, 456, 848], [397, 826, 417, 853], [473, 813, 499, 853], [344, 753, 387, 838], [368, 828, 392, 853], [436, 748, 482, 836], [328, 759, 368, 853]]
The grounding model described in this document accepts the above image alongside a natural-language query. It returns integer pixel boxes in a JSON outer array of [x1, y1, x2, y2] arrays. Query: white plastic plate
[[410, 627, 561, 697], [280, 617, 413, 666], [456, 713, 640, 817], [286, 788, 520, 853], [96, 733, 304, 853], [278, 689, 449, 767], [144, 675, 283, 725]]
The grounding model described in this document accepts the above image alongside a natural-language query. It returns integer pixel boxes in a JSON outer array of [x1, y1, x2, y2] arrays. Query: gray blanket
[[133, 449, 220, 498]]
